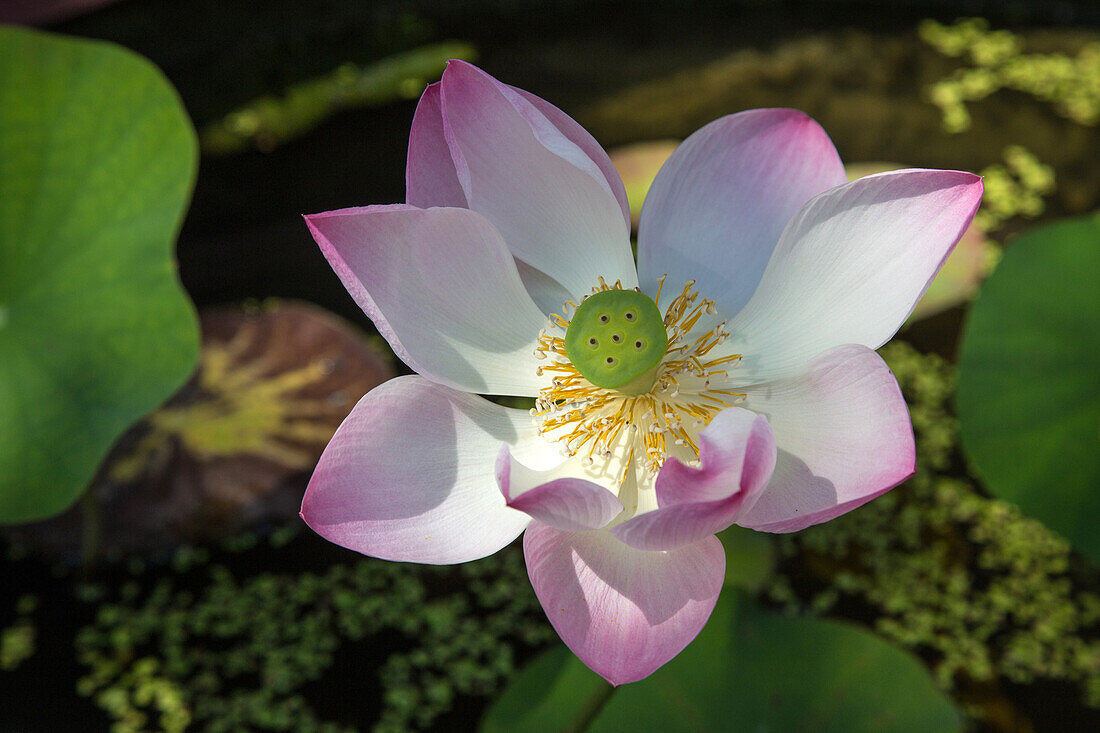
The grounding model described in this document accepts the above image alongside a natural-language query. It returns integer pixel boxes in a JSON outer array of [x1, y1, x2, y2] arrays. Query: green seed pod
[[563, 289, 668, 394]]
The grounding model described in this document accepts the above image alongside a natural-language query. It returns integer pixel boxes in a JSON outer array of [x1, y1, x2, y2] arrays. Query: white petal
[[509, 84, 632, 230], [737, 345, 915, 532], [722, 169, 983, 382], [638, 109, 847, 316], [305, 204, 549, 396], [497, 446, 623, 532], [439, 61, 636, 301], [301, 376, 560, 564]]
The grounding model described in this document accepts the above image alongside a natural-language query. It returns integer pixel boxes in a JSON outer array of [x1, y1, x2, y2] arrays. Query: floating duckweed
[[976, 145, 1056, 232], [922, 18, 1100, 131], [1, 594, 37, 671], [89, 657, 191, 733], [75, 539, 552, 731], [220, 532, 259, 554], [14, 594, 37, 616], [268, 524, 301, 549], [0, 621, 35, 671], [766, 341, 1100, 723], [170, 546, 211, 574], [75, 582, 107, 604]]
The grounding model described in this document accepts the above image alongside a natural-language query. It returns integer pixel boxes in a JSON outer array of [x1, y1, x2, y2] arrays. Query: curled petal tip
[[497, 445, 622, 532]]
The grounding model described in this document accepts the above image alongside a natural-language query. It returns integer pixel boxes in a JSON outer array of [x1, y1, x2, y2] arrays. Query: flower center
[[532, 276, 744, 482], [562, 289, 668, 395]]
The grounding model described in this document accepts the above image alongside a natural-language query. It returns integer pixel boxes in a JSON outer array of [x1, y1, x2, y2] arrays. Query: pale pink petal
[[304, 205, 548, 396], [302, 376, 560, 564], [506, 86, 631, 314], [439, 60, 635, 301], [513, 258, 575, 317], [612, 408, 776, 550], [524, 524, 725, 686], [637, 109, 847, 315], [724, 169, 983, 382], [656, 407, 776, 506], [406, 82, 467, 208], [510, 85, 631, 230], [497, 446, 622, 532], [736, 344, 915, 533]]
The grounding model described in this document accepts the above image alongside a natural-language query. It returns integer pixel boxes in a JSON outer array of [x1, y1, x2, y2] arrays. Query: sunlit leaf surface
[[957, 212, 1100, 562], [0, 27, 199, 522]]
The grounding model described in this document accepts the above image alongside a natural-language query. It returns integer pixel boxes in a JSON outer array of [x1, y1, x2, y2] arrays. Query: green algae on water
[[74, 531, 552, 732], [766, 342, 1100, 726]]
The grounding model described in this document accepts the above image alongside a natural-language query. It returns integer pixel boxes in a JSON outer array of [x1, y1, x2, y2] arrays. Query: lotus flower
[[302, 61, 982, 685]]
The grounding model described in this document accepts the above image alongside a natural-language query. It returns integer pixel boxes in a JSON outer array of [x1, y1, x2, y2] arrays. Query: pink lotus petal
[[496, 446, 623, 532], [304, 204, 548, 396], [510, 85, 632, 230], [301, 376, 560, 564], [524, 523, 725, 685], [637, 109, 846, 316], [612, 407, 776, 550], [406, 82, 467, 208], [845, 162, 993, 323], [439, 60, 635, 301], [724, 169, 983, 383], [737, 344, 916, 533], [656, 407, 776, 506]]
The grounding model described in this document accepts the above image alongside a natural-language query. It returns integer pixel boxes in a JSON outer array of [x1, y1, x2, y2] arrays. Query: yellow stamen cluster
[[532, 276, 744, 480]]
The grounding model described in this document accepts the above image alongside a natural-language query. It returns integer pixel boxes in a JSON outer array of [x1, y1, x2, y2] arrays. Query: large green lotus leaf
[[957, 213, 1100, 562], [717, 524, 775, 589], [0, 27, 199, 522], [482, 591, 960, 733]]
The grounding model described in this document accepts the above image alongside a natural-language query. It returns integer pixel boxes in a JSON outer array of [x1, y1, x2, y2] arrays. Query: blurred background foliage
[[1, 1, 1099, 731]]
